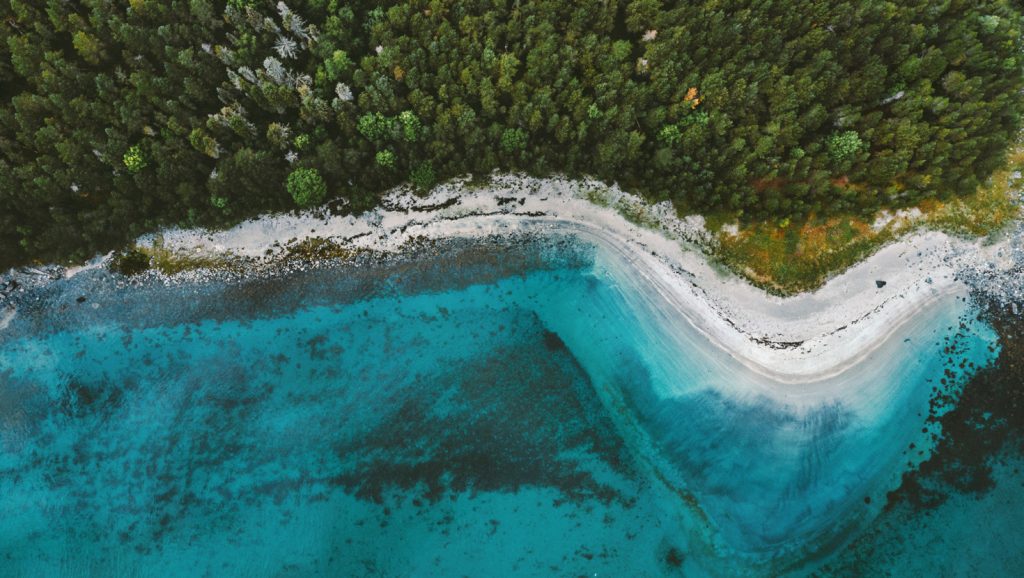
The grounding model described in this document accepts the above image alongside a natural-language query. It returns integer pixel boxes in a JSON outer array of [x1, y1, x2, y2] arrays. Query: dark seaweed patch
[[1, 308, 636, 554], [886, 303, 1024, 510], [542, 329, 567, 351], [665, 547, 685, 568], [326, 325, 634, 507]]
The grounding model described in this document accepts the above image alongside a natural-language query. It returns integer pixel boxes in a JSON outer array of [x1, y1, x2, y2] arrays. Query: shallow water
[[0, 236, 1012, 576]]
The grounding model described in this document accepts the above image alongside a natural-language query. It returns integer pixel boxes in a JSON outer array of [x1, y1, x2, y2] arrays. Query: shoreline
[[3, 175, 1018, 384]]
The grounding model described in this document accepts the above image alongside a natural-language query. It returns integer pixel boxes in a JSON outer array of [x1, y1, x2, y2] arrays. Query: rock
[[875, 280, 887, 288]]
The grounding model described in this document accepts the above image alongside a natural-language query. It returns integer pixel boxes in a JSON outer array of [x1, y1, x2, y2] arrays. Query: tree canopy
[[2, 0, 1022, 268]]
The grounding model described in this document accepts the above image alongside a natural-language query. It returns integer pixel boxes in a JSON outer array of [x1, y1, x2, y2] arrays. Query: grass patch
[[583, 186, 613, 208], [713, 217, 899, 294], [282, 237, 357, 262], [712, 147, 1022, 294], [921, 148, 1024, 237], [702, 211, 740, 234], [110, 235, 364, 277], [143, 244, 237, 275], [582, 185, 664, 230], [109, 249, 151, 276], [110, 235, 241, 276], [615, 196, 662, 229]]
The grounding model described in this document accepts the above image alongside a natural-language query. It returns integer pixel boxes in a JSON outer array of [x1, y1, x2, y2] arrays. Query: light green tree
[[658, 125, 682, 145], [286, 168, 327, 207], [72, 31, 104, 65], [501, 128, 527, 152], [826, 131, 864, 164], [123, 145, 147, 172], [357, 112, 393, 142], [375, 149, 396, 168], [398, 111, 421, 142]]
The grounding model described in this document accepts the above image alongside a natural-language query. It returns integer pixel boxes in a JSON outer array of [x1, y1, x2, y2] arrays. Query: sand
[[4, 174, 1018, 387]]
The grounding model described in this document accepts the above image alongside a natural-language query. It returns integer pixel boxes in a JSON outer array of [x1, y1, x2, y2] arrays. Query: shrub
[[293, 133, 311, 150], [375, 149, 396, 168], [357, 112, 393, 142], [398, 110, 422, 142], [501, 128, 527, 152], [286, 167, 327, 207], [409, 162, 435, 190], [826, 131, 864, 164], [323, 50, 352, 80], [111, 249, 150, 276], [123, 145, 147, 173], [658, 125, 682, 145]]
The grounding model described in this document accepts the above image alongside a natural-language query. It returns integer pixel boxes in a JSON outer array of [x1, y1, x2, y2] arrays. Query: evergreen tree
[[1, 0, 1021, 269]]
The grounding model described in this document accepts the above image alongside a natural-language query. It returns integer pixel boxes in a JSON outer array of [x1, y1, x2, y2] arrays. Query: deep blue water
[[0, 236, 1016, 576]]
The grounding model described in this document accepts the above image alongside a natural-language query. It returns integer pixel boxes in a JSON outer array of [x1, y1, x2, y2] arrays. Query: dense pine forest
[[2, 0, 1023, 268]]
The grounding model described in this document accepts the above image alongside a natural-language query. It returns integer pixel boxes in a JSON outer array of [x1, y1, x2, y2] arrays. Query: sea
[[0, 234, 1020, 577]]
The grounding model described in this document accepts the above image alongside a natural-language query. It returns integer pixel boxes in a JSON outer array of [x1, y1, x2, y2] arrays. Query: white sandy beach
[[125, 175, 1017, 389], [1, 175, 1016, 389]]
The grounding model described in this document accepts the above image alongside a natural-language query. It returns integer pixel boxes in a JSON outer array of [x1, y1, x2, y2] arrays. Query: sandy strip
[[0, 306, 14, 332], [63, 252, 113, 279], [122, 175, 1019, 381]]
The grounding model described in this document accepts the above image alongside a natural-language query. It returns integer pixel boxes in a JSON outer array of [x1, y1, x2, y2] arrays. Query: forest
[[1, 0, 1022, 268]]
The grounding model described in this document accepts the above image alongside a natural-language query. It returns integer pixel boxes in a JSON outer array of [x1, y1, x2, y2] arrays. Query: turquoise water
[[0, 237, 1006, 576], [820, 449, 1024, 576]]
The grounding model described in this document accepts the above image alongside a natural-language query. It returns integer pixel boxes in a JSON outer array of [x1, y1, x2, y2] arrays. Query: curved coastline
[[524, 217, 966, 388], [0, 176, 1012, 575], [134, 175, 1011, 386]]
